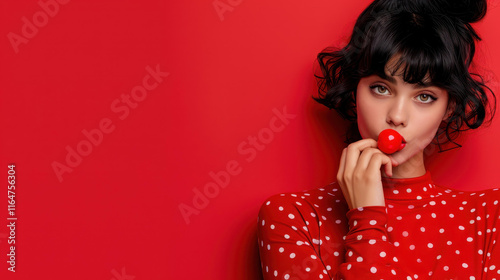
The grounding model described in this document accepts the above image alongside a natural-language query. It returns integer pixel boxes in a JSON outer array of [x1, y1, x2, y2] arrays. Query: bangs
[[356, 11, 456, 87]]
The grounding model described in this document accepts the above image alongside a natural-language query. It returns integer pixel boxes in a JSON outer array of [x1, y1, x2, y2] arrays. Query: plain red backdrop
[[0, 0, 499, 279]]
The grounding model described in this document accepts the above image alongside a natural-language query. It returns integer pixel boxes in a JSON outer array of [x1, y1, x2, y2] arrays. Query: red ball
[[377, 129, 406, 154]]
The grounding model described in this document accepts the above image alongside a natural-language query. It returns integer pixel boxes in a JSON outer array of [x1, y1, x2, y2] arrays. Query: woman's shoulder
[[257, 181, 348, 221], [259, 181, 344, 207], [433, 183, 500, 204], [257, 181, 350, 242], [433, 183, 500, 194]]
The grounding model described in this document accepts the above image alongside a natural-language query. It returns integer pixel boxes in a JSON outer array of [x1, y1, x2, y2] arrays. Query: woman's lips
[[399, 137, 406, 151]]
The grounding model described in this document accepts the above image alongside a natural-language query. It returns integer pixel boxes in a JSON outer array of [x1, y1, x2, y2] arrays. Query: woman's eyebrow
[[379, 75, 436, 89]]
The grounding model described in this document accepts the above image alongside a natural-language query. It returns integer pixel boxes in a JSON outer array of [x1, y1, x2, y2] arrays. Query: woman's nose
[[386, 99, 408, 127]]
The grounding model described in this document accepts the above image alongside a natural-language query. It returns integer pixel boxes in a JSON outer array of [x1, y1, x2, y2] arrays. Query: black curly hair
[[313, 0, 496, 151]]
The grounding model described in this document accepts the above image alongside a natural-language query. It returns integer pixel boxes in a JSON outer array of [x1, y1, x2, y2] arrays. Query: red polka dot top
[[257, 170, 500, 279]]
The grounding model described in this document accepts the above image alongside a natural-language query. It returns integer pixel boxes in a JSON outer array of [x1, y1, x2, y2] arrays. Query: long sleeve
[[257, 191, 413, 279], [337, 206, 411, 279], [479, 189, 500, 279], [257, 193, 336, 279]]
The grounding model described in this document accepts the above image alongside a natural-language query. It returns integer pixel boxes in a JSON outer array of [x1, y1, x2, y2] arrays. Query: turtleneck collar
[[382, 170, 438, 200]]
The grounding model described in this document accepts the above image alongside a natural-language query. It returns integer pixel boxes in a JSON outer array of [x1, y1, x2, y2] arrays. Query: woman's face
[[356, 67, 451, 166]]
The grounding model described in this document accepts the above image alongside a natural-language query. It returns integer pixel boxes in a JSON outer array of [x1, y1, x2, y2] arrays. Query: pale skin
[[337, 58, 454, 210]]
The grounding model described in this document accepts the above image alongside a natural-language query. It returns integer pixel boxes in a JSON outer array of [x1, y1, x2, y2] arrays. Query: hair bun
[[376, 0, 487, 23], [400, 0, 487, 23]]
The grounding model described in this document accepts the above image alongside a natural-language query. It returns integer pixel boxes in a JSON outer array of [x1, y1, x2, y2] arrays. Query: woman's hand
[[336, 139, 394, 210]]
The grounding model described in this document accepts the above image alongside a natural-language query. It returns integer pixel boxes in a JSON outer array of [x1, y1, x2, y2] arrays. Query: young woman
[[257, 0, 498, 279]]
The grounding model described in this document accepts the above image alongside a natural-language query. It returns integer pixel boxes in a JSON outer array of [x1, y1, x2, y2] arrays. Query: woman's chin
[[389, 146, 425, 170]]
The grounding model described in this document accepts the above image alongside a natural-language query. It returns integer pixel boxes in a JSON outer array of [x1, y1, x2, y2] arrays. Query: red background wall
[[0, 0, 499, 279]]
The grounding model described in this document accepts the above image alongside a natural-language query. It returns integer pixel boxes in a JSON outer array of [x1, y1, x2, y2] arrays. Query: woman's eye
[[417, 94, 437, 104], [369, 85, 438, 104], [370, 85, 389, 95]]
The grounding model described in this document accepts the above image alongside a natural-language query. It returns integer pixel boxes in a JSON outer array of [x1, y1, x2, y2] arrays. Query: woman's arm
[[480, 189, 500, 279], [257, 193, 414, 279]]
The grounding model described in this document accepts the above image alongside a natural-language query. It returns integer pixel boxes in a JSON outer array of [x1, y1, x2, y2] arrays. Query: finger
[[349, 152, 389, 208], [360, 153, 390, 207], [354, 148, 380, 173], [348, 138, 378, 151], [357, 148, 393, 177], [337, 148, 353, 209], [344, 140, 378, 208], [344, 139, 378, 179], [366, 148, 393, 177], [384, 157, 393, 177], [337, 148, 346, 183], [367, 153, 392, 179], [388, 155, 399, 167]]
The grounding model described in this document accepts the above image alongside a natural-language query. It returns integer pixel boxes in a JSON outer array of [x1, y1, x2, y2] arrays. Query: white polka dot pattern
[[257, 171, 500, 279]]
